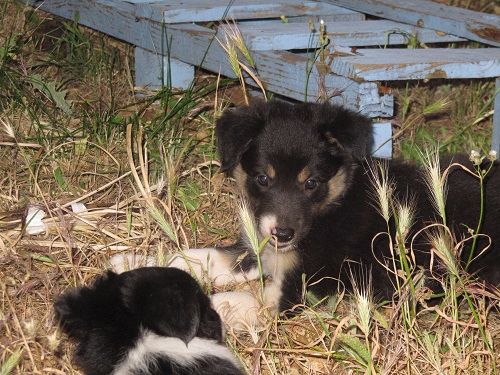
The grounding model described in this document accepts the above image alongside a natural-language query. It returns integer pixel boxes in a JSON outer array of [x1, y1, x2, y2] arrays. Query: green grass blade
[[53, 165, 68, 190], [147, 205, 178, 245], [337, 333, 371, 367]]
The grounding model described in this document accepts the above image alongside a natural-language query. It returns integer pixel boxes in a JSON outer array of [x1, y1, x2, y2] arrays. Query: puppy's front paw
[[167, 248, 217, 284], [109, 253, 156, 273], [168, 248, 259, 287], [211, 291, 263, 330]]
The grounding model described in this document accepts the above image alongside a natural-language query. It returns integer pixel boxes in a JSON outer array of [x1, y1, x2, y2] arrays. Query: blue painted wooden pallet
[[29, 0, 500, 156], [324, 0, 500, 153]]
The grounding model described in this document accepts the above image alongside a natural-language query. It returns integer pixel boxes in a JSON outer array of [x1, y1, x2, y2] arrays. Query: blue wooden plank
[[135, 47, 194, 89], [331, 49, 500, 81], [135, 0, 363, 24], [225, 20, 465, 51], [372, 122, 392, 159], [493, 78, 500, 154], [28, 0, 393, 118], [284, 12, 364, 23], [238, 12, 365, 26], [323, 0, 500, 47]]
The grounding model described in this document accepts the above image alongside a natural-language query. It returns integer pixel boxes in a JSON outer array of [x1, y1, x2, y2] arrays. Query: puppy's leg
[[211, 281, 290, 330], [168, 244, 260, 287], [109, 253, 156, 273], [109, 239, 259, 285], [211, 291, 262, 330]]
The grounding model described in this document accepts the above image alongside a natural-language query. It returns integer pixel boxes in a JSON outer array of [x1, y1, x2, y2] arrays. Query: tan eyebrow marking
[[297, 166, 310, 184], [319, 167, 348, 211], [233, 164, 247, 192], [266, 164, 276, 179]]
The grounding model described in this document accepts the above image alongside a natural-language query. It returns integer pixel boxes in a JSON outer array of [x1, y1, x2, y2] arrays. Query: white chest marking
[[261, 247, 299, 309], [113, 332, 238, 374]]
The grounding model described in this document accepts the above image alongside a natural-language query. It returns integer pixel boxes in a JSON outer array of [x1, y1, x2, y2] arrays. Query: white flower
[[488, 150, 497, 162], [469, 149, 482, 165]]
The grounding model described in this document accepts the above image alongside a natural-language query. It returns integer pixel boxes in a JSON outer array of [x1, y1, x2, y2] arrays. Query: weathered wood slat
[[283, 12, 365, 23], [493, 78, 500, 154], [226, 20, 464, 51], [134, 0, 363, 24], [331, 48, 500, 81], [372, 122, 392, 158], [29, 0, 393, 117], [324, 0, 500, 47], [135, 47, 194, 89], [238, 11, 365, 26], [124, 0, 158, 3]]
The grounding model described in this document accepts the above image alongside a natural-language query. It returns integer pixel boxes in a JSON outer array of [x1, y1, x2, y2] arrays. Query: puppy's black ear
[[121, 268, 201, 345], [196, 294, 223, 342], [216, 101, 267, 173], [54, 290, 87, 339], [318, 104, 374, 161], [54, 270, 118, 339]]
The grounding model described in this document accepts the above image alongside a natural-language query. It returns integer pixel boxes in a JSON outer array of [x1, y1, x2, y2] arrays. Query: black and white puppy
[[113, 101, 499, 327], [54, 267, 244, 375]]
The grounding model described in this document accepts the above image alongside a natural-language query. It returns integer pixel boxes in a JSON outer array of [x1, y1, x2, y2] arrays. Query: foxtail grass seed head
[[421, 149, 447, 223], [238, 199, 259, 252], [422, 98, 449, 116], [23, 319, 38, 337], [1, 118, 15, 139], [396, 198, 415, 242], [225, 39, 242, 78], [233, 30, 254, 68], [222, 21, 255, 68], [429, 230, 459, 278], [355, 291, 372, 336], [368, 161, 393, 222], [349, 269, 373, 336], [47, 331, 61, 352]]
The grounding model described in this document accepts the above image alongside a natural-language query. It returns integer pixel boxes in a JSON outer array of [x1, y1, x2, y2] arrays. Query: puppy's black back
[[290, 155, 500, 305], [442, 154, 500, 283], [55, 271, 138, 375], [55, 267, 243, 375]]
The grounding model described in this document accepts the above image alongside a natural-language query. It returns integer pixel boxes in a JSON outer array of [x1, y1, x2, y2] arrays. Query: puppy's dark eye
[[304, 178, 318, 190], [256, 174, 269, 186]]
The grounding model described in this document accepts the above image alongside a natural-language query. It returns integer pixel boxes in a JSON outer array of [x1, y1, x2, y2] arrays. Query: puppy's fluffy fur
[[195, 100, 499, 313], [54, 267, 244, 375]]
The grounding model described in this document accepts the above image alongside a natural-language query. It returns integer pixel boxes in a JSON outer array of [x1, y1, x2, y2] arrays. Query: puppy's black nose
[[274, 227, 295, 242]]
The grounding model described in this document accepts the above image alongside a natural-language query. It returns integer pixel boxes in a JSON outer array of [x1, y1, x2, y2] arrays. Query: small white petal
[[71, 202, 88, 213], [26, 205, 47, 235]]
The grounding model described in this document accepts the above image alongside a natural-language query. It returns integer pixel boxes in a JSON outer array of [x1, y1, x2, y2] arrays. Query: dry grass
[[1, 1, 499, 374]]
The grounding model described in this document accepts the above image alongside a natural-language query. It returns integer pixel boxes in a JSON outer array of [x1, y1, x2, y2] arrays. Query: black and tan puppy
[[160, 100, 499, 324], [54, 267, 244, 375]]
